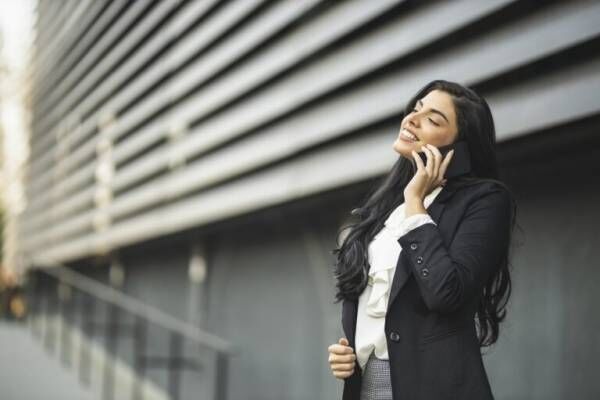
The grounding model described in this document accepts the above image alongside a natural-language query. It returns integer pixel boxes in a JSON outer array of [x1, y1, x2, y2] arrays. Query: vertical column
[[103, 254, 125, 400], [188, 242, 207, 328]]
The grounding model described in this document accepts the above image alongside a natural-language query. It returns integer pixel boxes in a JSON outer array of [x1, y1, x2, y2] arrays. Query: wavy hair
[[332, 79, 520, 348]]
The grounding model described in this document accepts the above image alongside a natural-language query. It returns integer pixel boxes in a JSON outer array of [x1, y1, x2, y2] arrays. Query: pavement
[[0, 320, 95, 400]]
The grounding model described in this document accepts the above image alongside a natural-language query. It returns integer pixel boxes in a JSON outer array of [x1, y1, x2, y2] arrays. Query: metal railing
[[26, 265, 235, 400]]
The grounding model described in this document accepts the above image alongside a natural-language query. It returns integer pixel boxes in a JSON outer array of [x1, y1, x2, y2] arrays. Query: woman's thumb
[[339, 337, 349, 346]]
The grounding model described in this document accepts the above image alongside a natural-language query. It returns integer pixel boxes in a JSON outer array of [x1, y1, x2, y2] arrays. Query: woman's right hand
[[328, 337, 356, 379]]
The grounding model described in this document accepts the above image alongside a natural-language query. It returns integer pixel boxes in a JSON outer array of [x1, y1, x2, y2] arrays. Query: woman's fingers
[[328, 343, 354, 355], [328, 338, 356, 379], [438, 149, 455, 183], [425, 144, 442, 178], [329, 352, 356, 364], [420, 145, 434, 177], [330, 359, 356, 371], [411, 150, 425, 172], [333, 369, 355, 379]]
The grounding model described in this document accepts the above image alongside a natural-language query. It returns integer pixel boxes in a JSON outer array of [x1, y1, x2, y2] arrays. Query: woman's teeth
[[401, 129, 418, 142]]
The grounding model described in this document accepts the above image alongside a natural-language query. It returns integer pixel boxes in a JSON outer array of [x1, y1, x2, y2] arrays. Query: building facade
[[22, 1, 600, 399]]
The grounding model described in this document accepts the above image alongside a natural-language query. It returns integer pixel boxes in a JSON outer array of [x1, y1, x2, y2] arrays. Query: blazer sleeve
[[397, 213, 436, 237], [397, 187, 513, 314]]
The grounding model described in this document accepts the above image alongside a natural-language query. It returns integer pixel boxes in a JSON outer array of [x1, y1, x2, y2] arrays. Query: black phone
[[417, 140, 471, 179]]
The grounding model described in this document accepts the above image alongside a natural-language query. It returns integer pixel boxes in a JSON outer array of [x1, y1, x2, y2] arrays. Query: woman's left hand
[[404, 143, 454, 202]]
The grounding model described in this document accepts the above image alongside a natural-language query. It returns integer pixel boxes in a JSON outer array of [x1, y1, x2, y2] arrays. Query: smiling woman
[[328, 79, 518, 400], [393, 89, 458, 154]]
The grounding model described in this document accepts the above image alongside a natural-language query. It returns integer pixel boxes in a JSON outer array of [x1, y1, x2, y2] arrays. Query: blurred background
[[1, 0, 599, 399]]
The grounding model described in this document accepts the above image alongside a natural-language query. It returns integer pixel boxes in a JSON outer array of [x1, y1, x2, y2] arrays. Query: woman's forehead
[[419, 90, 457, 125], [420, 89, 454, 110]]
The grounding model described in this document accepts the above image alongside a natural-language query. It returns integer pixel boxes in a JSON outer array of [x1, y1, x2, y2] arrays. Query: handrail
[[38, 264, 234, 354], [29, 263, 234, 400]]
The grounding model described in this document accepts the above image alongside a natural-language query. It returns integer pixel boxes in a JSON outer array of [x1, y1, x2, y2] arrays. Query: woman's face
[[393, 89, 459, 157]]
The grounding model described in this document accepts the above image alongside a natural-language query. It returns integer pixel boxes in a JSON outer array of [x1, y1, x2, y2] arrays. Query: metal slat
[[23, 0, 394, 223], [110, 0, 391, 166], [31, 0, 151, 157], [110, 0, 599, 196], [21, 0, 578, 238], [32, 0, 107, 99], [23, 1, 600, 259], [109, 0, 325, 162], [30, 0, 212, 163], [32, 0, 94, 86], [33, 0, 130, 121], [31, 0, 81, 86], [37, 1, 179, 141], [30, 0, 117, 156], [26, 0, 257, 201], [23, 2, 313, 228], [111, 0, 498, 191], [25, 53, 600, 257]]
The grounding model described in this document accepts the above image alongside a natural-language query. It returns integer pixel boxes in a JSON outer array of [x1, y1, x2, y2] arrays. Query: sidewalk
[[0, 321, 95, 400]]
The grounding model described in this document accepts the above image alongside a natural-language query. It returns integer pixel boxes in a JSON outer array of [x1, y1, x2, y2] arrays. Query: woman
[[327, 80, 518, 400]]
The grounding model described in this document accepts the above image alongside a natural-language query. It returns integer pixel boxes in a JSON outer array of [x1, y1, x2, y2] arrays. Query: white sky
[[0, 0, 35, 215], [0, 0, 35, 71], [0, 0, 35, 273]]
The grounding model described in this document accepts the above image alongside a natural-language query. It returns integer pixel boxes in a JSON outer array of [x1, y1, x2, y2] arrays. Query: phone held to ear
[[417, 140, 472, 179]]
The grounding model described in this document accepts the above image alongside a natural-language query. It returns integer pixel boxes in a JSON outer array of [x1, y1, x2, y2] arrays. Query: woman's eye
[[411, 108, 439, 126], [428, 118, 439, 126]]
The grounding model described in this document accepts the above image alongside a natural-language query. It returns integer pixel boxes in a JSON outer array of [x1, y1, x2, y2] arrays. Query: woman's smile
[[398, 128, 419, 143], [393, 89, 458, 157]]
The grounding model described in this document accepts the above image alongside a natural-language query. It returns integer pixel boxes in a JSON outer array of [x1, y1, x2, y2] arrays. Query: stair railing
[[26, 265, 235, 400]]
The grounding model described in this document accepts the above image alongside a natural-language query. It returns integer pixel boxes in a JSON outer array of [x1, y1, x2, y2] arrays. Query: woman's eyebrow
[[417, 99, 449, 124]]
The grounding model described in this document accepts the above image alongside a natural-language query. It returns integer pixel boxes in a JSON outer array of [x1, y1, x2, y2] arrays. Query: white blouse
[[355, 185, 444, 370]]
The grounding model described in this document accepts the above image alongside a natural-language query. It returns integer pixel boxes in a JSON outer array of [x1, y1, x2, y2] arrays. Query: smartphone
[[417, 140, 471, 179]]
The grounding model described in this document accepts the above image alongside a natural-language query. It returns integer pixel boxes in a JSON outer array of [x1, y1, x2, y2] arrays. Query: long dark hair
[[332, 79, 519, 348]]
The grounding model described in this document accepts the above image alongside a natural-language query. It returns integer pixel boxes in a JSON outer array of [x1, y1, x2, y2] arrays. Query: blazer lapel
[[386, 183, 458, 312]]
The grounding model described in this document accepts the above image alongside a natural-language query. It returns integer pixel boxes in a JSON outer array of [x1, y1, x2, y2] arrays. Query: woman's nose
[[406, 113, 419, 128]]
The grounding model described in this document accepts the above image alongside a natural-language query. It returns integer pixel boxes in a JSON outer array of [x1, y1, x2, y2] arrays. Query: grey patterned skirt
[[359, 352, 393, 400]]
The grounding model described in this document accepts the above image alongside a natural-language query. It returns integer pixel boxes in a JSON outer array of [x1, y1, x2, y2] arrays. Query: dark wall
[[103, 187, 362, 399], [485, 124, 600, 400]]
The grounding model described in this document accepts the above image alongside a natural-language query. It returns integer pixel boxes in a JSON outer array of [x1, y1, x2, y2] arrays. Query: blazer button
[[416, 256, 423, 264], [421, 268, 430, 277], [410, 243, 418, 250], [389, 331, 401, 342]]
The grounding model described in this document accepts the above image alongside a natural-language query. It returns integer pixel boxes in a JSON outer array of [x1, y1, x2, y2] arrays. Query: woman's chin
[[393, 138, 416, 157]]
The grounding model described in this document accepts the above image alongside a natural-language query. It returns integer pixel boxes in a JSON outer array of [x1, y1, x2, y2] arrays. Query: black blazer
[[341, 180, 513, 400]]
